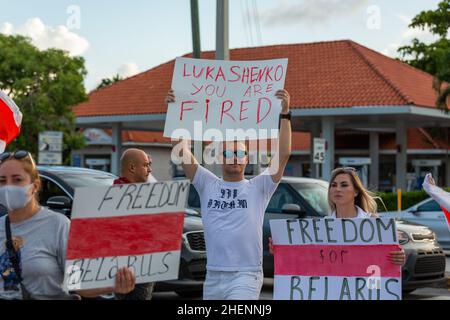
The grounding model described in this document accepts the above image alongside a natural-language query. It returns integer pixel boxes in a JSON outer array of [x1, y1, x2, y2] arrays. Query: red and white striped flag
[[423, 173, 450, 232], [0, 91, 22, 153], [64, 180, 189, 290], [270, 218, 402, 300], [442, 207, 450, 232]]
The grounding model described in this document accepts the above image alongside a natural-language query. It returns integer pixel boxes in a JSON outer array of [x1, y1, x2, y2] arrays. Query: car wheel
[[175, 290, 203, 298]]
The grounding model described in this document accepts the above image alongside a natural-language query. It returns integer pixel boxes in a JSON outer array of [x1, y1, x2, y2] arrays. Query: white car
[[381, 197, 450, 251]]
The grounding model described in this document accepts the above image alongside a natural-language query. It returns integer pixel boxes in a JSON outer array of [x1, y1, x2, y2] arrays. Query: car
[[0, 204, 6, 217], [187, 176, 447, 292], [382, 197, 450, 251], [36, 166, 206, 298]]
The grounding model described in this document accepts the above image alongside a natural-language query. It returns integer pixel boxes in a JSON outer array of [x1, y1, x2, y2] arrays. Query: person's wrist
[[280, 111, 291, 120]]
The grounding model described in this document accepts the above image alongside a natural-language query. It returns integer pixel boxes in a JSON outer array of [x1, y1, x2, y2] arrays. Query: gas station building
[[72, 40, 450, 191]]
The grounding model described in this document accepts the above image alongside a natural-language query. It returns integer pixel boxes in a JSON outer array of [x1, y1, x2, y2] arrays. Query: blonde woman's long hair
[[328, 167, 378, 217]]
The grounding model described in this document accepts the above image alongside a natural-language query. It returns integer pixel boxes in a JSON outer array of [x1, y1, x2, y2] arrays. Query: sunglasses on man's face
[[0, 150, 30, 163], [222, 150, 247, 159]]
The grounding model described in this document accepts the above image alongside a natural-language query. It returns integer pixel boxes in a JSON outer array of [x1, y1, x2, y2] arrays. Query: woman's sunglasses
[[223, 150, 247, 159], [0, 150, 30, 163]]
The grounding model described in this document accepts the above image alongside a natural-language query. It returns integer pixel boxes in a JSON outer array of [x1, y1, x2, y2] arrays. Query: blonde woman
[[270, 167, 406, 265], [328, 167, 405, 264]]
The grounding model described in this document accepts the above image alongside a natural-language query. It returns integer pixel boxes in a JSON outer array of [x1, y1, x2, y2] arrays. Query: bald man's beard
[[133, 172, 149, 183]]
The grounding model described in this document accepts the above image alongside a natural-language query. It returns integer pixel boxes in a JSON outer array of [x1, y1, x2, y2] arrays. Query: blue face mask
[[0, 184, 33, 211]]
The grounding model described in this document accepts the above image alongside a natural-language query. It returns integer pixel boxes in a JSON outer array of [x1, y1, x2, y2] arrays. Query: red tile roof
[[380, 128, 449, 150], [74, 40, 443, 117], [103, 130, 171, 144]]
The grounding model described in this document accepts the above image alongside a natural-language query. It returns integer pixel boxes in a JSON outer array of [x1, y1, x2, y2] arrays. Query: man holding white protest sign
[[165, 57, 292, 300], [113, 148, 155, 300]]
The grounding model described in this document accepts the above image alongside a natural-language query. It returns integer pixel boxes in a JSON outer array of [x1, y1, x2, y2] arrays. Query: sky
[[0, 0, 443, 91]]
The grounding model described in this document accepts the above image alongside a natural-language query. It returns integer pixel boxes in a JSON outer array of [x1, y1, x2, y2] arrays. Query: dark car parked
[[36, 166, 206, 298], [187, 176, 447, 292]]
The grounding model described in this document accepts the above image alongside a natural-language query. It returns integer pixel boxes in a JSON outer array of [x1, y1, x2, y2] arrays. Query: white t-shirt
[[330, 206, 372, 218], [192, 165, 279, 272]]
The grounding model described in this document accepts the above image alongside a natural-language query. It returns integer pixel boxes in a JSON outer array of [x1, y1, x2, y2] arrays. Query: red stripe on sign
[[67, 212, 184, 260], [274, 244, 401, 278]]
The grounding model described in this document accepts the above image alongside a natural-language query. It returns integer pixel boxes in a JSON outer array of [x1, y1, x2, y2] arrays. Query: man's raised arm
[[166, 89, 199, 181], [268, 89, 292, 183]]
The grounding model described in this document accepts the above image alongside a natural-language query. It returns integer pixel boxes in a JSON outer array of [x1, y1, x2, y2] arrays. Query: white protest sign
[[64, 180, 190, 290], [270, 218, 402, 300], [164, 57, 288, 141]]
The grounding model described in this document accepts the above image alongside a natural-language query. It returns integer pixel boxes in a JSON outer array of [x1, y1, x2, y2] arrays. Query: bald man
[[113, 148, 154, 300], [113, 148, 152, 185]]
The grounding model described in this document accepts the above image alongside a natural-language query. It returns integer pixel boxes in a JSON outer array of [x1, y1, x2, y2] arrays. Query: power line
[[240, 0, 251, 46], [245, 0, 255, 46]]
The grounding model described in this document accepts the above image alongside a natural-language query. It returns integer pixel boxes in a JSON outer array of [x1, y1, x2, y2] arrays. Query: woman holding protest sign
[[269, 167, 406, 265], [0, 151, 136, 300]]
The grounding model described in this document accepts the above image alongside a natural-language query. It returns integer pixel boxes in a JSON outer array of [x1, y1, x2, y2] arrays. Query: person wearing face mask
[[0, 151, 136, 300], [269, 167, 406, 266]]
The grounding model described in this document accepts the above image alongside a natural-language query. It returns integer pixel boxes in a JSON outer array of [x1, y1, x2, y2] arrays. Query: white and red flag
[[0, 91, 22, 153], [423, 173, 450, 232], [64, 180, 190, 290], [270, 218, 402, 300]]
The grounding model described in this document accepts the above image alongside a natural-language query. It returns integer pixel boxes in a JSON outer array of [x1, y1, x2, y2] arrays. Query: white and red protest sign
[[270, 218, 402, 300], [0, 91, 22, 153], [64, 180, 190, 290], [164, 57, 288, 141]]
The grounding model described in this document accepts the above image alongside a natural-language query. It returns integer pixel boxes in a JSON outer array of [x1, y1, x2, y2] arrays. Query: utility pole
[[190, 0, 201, 58], [216, 0, 229, 60], [190, 0, 204, 169]]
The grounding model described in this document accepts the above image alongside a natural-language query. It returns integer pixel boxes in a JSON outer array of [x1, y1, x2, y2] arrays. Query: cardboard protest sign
[[64, 180, 190, 290], [270, 218, 402, 300], [164, 57, 288, 141], [0, 91, 22, 153]]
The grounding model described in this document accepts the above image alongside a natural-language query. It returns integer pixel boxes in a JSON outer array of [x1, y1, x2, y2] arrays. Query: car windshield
[[289, 182, 331, 216], [53, 171, 116, 188]]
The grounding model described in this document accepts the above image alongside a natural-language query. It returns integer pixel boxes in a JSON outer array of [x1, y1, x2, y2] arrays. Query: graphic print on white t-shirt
[[192, 165, 278, 272]]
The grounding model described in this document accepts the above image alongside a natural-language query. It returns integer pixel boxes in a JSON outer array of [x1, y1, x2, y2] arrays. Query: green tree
[[398, 0, 450, 110], [96, 74, 123, 90], [0, 34, 87, 163]]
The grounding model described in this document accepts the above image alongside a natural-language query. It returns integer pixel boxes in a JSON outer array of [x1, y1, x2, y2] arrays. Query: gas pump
[[412, 159, 441, 190]]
